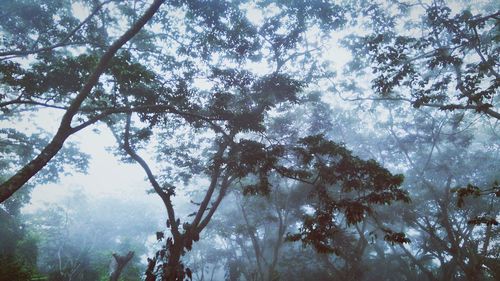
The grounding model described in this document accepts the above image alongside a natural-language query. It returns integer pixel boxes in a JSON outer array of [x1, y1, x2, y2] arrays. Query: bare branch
[[191, 141, 227, 229], [197, 173, 234, 232], [121, 112, 180, 238]]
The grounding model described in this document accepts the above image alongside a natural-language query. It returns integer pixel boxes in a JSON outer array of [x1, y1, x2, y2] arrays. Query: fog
[[1, 0, 499, 281]]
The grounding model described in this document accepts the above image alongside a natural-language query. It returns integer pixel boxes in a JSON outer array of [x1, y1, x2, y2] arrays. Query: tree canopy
[[1, 0, 498, 280]]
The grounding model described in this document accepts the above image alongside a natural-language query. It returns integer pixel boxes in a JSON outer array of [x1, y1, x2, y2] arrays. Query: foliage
[[343, 1, 500, 120], [0, 208, 38, 281], [0, 0, 498, 280], [25, 193, 157, 281], [227, 133, 409, 253]]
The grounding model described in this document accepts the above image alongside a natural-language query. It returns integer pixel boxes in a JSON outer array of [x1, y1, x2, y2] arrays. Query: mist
[[1, 0, 499, 281]]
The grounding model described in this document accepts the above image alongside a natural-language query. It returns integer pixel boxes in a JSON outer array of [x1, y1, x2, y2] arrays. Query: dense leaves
[[273, 135, 408, 253]]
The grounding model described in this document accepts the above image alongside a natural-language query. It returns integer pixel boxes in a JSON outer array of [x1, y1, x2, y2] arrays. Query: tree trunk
[[145, 236, 191, 281], [164, 245, 183, 281], [109, 251, 134, 281]]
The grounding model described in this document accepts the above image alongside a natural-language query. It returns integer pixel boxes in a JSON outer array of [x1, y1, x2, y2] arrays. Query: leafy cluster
[[228, 134, 409, 253], [343, 2, 500, 119]]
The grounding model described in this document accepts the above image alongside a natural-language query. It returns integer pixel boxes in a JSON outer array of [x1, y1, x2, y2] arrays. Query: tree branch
[[121, 112, 180, 238], [0, 98, 69, 110], [197, 173, 234, 232], [0, 0, 165, 203], [342, 95, 500, 120], [191, 141, 228, 229], [0, 0, 114, 58], [69, 104, 224, 134]]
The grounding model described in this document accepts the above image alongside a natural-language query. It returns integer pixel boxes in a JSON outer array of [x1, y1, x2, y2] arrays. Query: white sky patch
[[241, 2, 279, 26], [9, 106, 166, 215], [71, 1, 90, 21], [22, 122, 164, 212], [16, 112, 199, 224], [301, 204, 315, 216]]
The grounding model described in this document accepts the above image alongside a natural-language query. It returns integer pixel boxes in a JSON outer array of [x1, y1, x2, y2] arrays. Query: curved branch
[[69, 104, 229, 134], [0, 0, 165, 203], [122, 112, 180, 238], [196, 173, 234, 232]]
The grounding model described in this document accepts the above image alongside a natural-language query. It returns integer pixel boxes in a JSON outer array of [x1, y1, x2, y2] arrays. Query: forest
[[0, 0, 499, 280]]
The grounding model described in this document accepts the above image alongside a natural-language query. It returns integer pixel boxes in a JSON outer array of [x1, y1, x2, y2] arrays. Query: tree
[[26, 193, 157, 280], [2, 1, 416, 280], [382, 108, 500, 281], [109, 251, 135, 281], [0, 0, 165, 202], [341, 0, 499, 120], [350, 11, 500, 266], [0, 207, 38, 281], [178, 96, 413, 281], [330, 100, 500, 280]]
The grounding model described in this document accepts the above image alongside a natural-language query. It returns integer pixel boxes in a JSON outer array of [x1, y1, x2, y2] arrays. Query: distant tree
[[342, 103, 500, 281], [27, 193, 156, 281], [388, 109, 499, 281], [0, 207, 38, 281], [338, 0, 500, 226], [207, 184, 299, 281], [0, 110, 88, 280]]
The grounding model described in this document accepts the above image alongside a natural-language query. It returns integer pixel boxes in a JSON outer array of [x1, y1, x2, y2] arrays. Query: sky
[[21, 117, 163, 213]]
